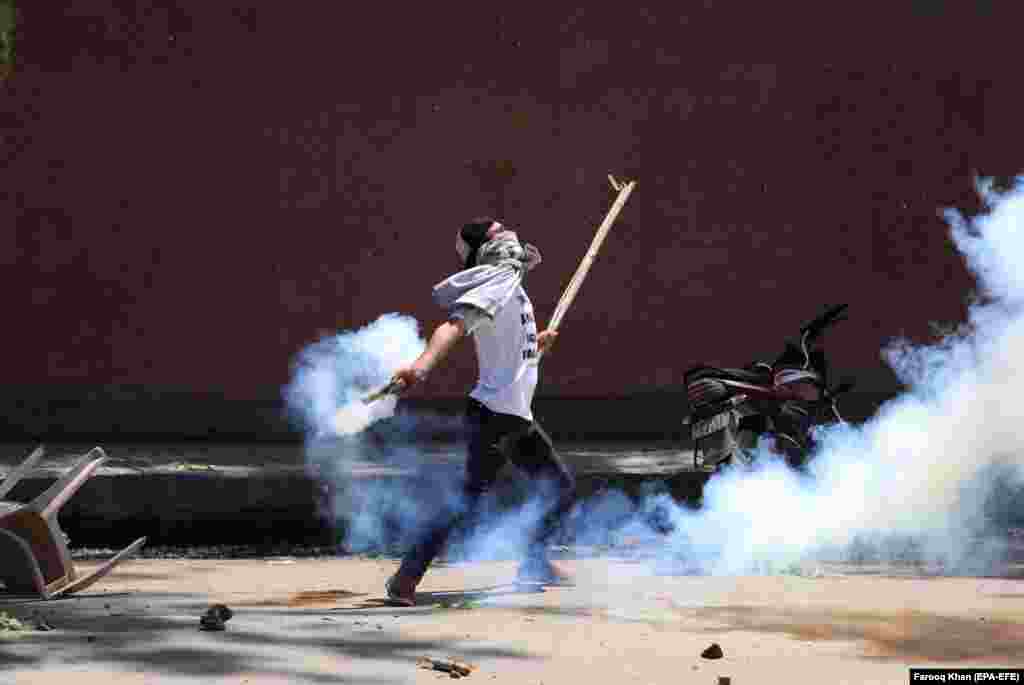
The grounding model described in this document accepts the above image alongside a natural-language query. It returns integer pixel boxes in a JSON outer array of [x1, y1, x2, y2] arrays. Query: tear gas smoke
[[282, 311, 576, 559], [284, 313, 425, 439], [284, 181, 1024, 577], [284, 313, 470, 554], [641, 177, 1024, 576]]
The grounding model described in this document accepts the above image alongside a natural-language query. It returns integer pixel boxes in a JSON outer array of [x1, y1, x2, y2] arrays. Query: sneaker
[[515, 559, 575, 587], [385, 574, 418, 607]]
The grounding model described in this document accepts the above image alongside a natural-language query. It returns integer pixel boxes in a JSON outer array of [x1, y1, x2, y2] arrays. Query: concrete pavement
[[1, 556, 1022, 684]]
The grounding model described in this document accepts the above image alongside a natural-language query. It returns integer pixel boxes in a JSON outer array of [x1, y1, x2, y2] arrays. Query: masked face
[[455, 220, 504, 268]]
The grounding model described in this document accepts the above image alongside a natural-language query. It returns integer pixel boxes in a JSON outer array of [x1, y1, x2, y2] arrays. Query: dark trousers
[[397, 398, 576, 581]]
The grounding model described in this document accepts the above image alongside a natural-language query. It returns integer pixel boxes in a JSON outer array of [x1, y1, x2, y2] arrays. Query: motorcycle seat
[[684, 365, 771, 387]]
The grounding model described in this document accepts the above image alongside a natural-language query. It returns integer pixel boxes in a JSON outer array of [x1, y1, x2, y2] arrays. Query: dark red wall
[[5, 3, 1022, 401]]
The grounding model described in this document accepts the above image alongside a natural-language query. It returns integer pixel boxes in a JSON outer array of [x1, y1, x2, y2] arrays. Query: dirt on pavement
[[0, 556, 1022, 684]]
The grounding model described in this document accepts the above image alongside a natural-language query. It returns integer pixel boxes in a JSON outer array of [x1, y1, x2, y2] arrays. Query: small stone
[[701, 643, 724, 659], [199, 615, 225, 632], [214, 604, 234, 622], [199, 605, 232, 632]]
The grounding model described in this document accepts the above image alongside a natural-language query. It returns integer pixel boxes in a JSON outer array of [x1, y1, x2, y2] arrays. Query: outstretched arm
[[391, 317, 468, 389]]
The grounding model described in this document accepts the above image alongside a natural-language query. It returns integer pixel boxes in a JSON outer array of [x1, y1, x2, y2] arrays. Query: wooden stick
[[366, 174, 635, 399], [547, 175, 636, 334], [416, 657, 475, 676]]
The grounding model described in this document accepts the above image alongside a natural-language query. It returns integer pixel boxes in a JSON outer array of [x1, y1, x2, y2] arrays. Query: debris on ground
[[199, 603, 234, 631], [0, 612, 26, 633], [701, 643, 724, 659], [32, 618, 54, 632], [29, 612, 54, 631], [199, 616, 225, 631], [417, 656, 477, 678], [437, 599, 479, 610], [173, 462, 217, 472]]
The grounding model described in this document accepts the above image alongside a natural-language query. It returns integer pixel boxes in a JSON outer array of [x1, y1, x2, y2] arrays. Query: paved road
[[2, 557, 1023, 685]]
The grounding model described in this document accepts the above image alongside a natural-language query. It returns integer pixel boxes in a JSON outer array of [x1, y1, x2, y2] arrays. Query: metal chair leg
[[0, 446, 45, 500], [29, 447, 108, 519]]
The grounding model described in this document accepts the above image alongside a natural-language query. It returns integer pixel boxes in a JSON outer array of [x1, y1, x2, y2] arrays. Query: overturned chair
[[0, 446, 147, 598]]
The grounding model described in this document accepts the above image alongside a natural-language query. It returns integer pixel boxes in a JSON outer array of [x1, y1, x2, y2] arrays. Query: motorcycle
[[682, 304, 854, 472]]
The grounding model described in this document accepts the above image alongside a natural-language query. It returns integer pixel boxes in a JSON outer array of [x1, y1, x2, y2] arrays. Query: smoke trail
[[282, 312, 568, 563], [282, 312, 540, 561], [284, 313, 425, 438], [643, 178, 1024, 576], [284, 313, 455, 553], [283, 181, 1024, 578]]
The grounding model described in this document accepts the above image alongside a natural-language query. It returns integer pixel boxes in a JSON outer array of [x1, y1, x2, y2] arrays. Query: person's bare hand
[[390, 365, 428, 393], [538, 329, 559, 355]]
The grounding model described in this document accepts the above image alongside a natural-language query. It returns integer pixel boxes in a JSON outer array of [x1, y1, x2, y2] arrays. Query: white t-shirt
[[453, 284, 539, 421]]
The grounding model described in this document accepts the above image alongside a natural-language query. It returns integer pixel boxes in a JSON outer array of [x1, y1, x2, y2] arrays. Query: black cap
[[459, 217, 496, 268]]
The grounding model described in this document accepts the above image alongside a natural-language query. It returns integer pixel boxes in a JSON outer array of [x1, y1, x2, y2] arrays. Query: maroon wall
[[5, 3, 1022, 402]]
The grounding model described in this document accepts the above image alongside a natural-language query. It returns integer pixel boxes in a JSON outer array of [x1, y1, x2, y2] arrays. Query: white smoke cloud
[[284, 313, 425, 438], [644, 178, 1024, 576], [285, 313, 495, 557], [283, 180, 1024, 579]]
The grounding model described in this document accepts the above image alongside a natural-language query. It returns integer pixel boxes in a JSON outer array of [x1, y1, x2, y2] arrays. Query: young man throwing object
[[384, 218, 576, 606]]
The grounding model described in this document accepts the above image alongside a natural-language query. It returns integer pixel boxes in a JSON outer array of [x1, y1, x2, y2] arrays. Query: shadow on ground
[[0, 589, 537, 682]]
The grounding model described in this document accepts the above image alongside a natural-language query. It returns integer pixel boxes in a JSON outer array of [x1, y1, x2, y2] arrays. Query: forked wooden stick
[[545, 174, 636, 341]]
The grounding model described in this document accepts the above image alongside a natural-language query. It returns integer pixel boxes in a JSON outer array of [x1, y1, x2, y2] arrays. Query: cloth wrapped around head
[[434, 218, 542, 319]]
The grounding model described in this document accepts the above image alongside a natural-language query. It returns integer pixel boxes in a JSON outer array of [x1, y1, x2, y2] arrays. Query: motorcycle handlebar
[[800, 303, 849, 341], [829, 379, 855, 396]]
